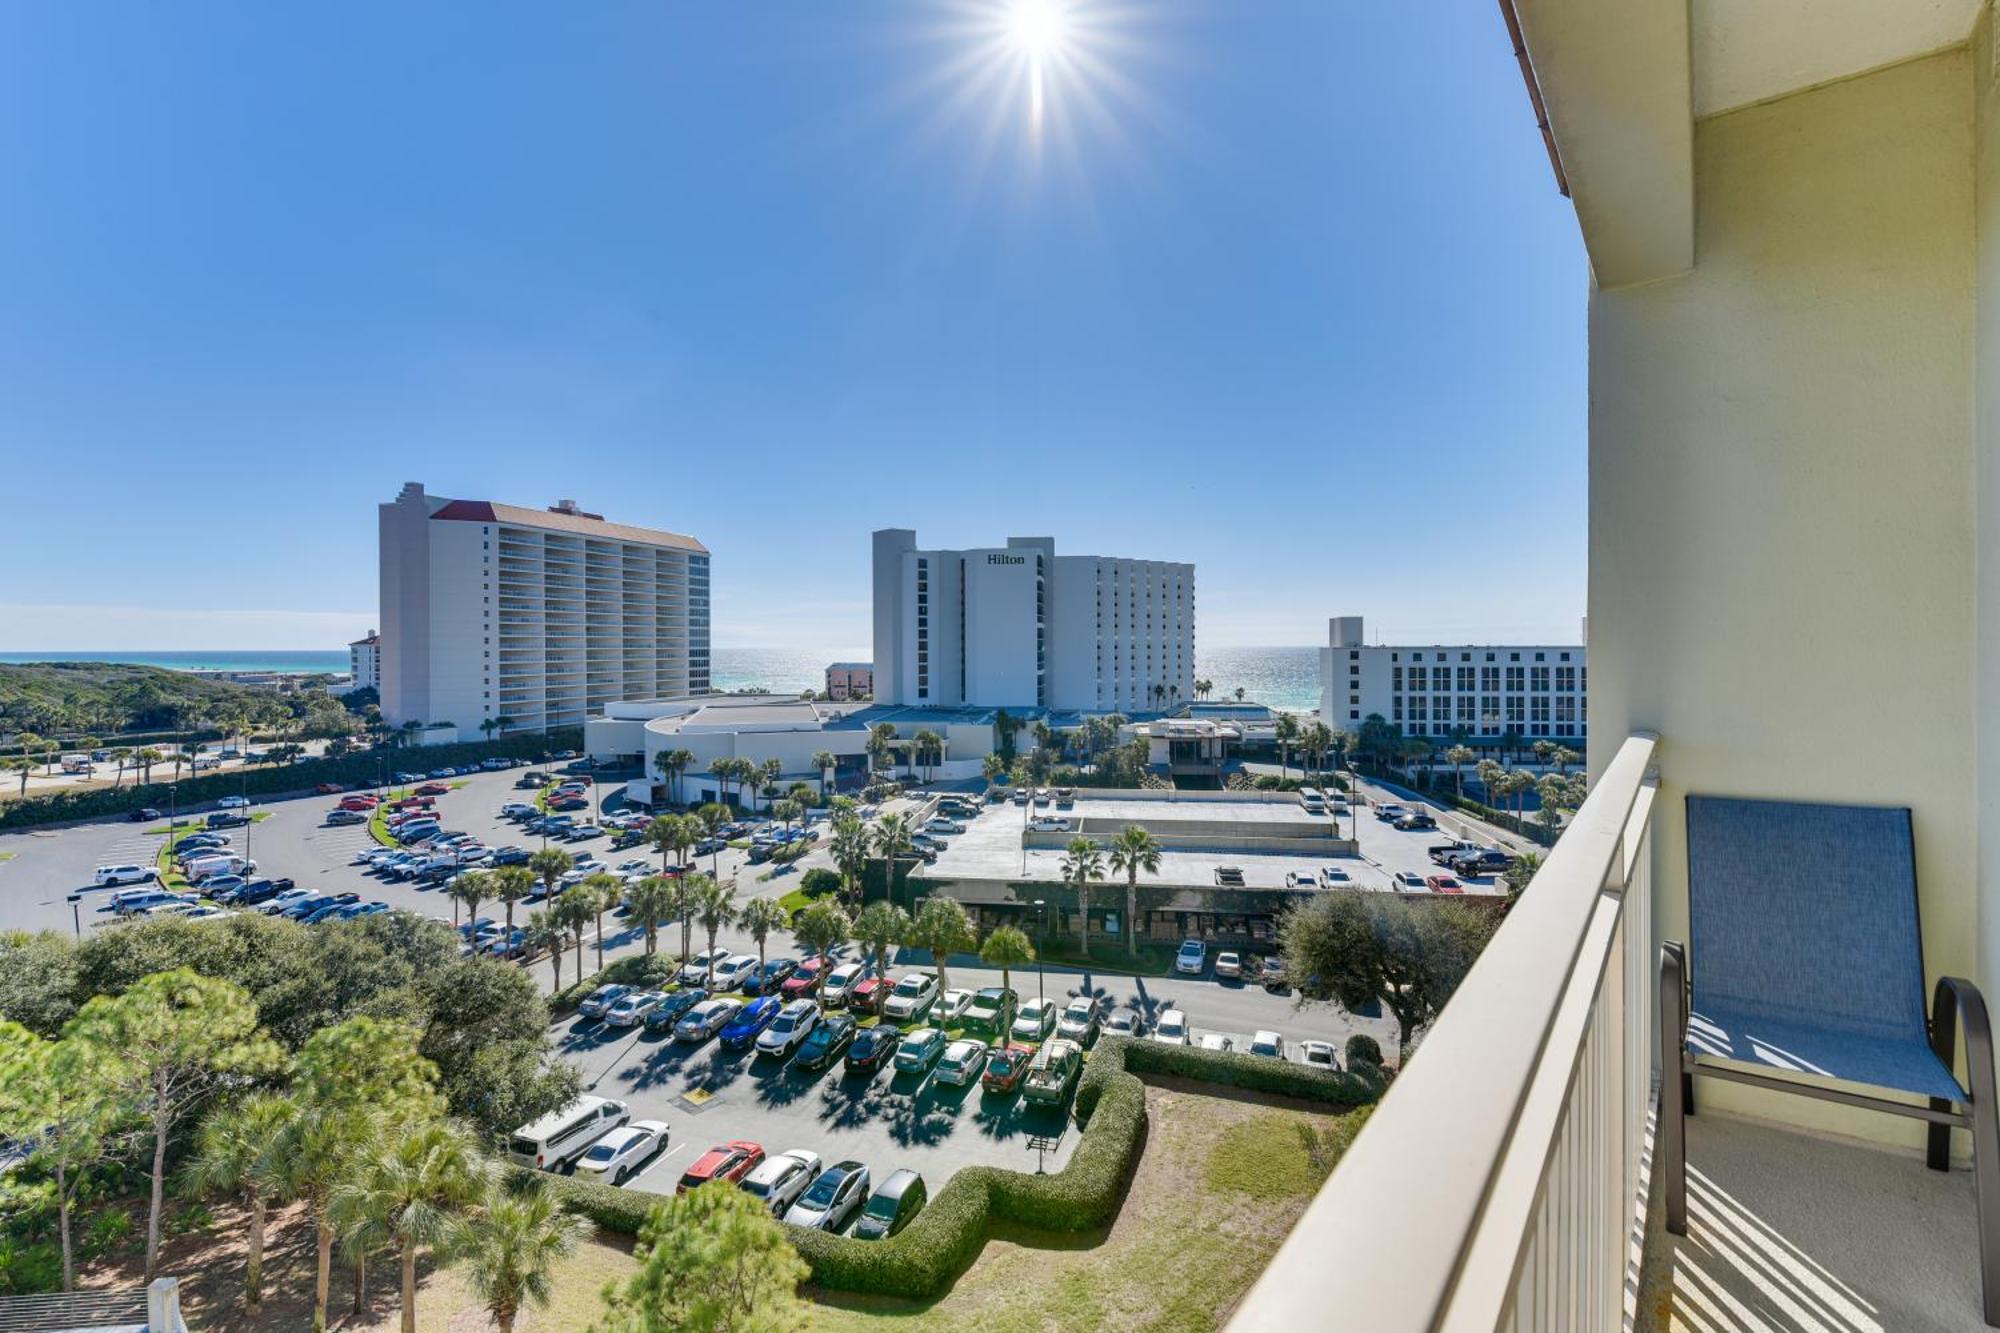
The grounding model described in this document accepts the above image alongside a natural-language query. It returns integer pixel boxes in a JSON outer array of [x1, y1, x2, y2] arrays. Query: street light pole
[[1032, 898, 1046, 1003], [66, 893, 80, 938]]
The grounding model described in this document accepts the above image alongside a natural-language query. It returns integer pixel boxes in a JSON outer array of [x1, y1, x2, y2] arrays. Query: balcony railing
[[1229, 731, 1659, 1332]]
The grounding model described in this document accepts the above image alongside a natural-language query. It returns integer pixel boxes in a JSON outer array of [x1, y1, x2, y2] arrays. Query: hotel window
[[1409, 666, 1426, 691], [1556, 666, 1576, 691], [1392, 666, 1403, 691], [1457, 696, 1475, 723], [1506, 696, 1525, 724], [1556, 696, 1576, 723], [1532, 696, 1550, 725], [1510, 652, 1521, 662], [1481, 666, 1499, 692], [1349, 650, 1359, 660], [1349, 694, 1360, 706], [1480, 696, 1500, 725], [1349, 664, 1359, 677], [1506, 666, 1525, 692], [1410, 697, 1428, 723], [1457, 666, 1474, 691], [1350, 709, 1360, 720], [1531, 666, 1550, 692], [1393, 698, 1404, 722], [1432, 696, 1448, 723]]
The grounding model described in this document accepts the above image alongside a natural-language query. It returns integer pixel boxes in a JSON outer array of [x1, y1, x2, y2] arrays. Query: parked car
[[853, 1169, 928, 1241], [1056, 996, 1103, 1044], [882, 971, 939, 1022], [1260, 957, 1287, 990], [1299, 1040, 1342, 1071], [1214, 951, 1244, 980], [843, 1023, 902, 1077], [94, 864, 157, 887], [1449, 849, 1514, 877], [1102, 1009, 1146, 1040], [1319, 865, 1351, 884], [1175, 939, 1207, 975], [1200, 1033, 1235, 1052], [325, 808, 368, 826], [579, 985, 635, 1020], [604, 991, 669, 1028], [1152, 1009, 1191, 1045], [980, 1041, 1034, 1093], [744, 958, 798, 997], [784, 1160, 870, 1232], [791, 1012, 858, 1072], [507, 1095, 630, 1172], [781, 958, 826, 999], [217, 795, 249, 809], [1426, 874, 1465, 894], [848, 976, 893, 1017], [740, 1149, 822, 1217], [129, 807, 162, 822], [675, 998, 743, 1044], [644, 988, 707, 1034], [934, 1038, 989, 1087], [205, 812, 249, 829], [570, 1119, 669, 1186], [1393, 871, 1428, 889], [1249, 1030, 1286, 1059], [963, 986, 1018, 1038], [936, 989, 974, 1025], [822, 962, 865, 1006], [1284, 870, 1318, 888], [1374, 803, 1410, 822], [893, 1027, 947, 1075], [1022, 1039, 1084, 1105], [677, 1141, 765, 1194], [924, 818, 965, 835], [1011, 997, 1057, 1042], [722, 996, 784, 1050], [1027, 816, 1071, 833], [709, 954, 761, 992], [755, 999, 820, 1059]]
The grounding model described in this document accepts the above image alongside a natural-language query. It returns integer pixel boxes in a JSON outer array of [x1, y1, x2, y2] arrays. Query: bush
[[1344, 1033, 1384, 1069], [524, 1167, 659, 1235], [799, 868, 841, 899], [1114, 1037, 1378, 1106], [548, 952, 680, 1016]]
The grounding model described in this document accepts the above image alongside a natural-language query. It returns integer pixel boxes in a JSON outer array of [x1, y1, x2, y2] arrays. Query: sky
[[0, 1, 1587, 655]]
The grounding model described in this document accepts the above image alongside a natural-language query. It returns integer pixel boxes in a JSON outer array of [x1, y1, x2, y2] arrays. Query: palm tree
[[737, 897, 790, 969], [557, 891, 593, 980], [911, 729, 944, 784], [108, 746, 131, 788], [855, 901, 910, 980], [771, 798, 802, 832], [1273, 711, 1300, 779], [523, 911, 564, 989], [866, 722, 897, 777], [183, 1092, 295, 1309], [829, 813, 871, 905], [329, 1117, 486, 1333], [454, 1176, 589, 1333], [707, 756, 734, 808], [450, 870, 490, 930], [491, 866, 535, 932], [1060, 837, 1105, 957], [810, 750, 836, 802], [648, 812, 697, 875], [981, 752, 1008, 794], [908, 896, 973, 995], [1474, 758, 1504, 808], [695, 802, 729, 875], [652, 747, 693, 805], [759, 757, 783, 803], [792, 899, 852, 986], [1234, 686, 1246, 702], [622, 877, 677, 955], [135, 746, 163, 783], [1105, 825, 1161, 958], [580, 873, 623, 971], [666, 874, 702, 968], [1446, 745, 1477, 799], [3, 756, 32, 797], [872, 813, 916, 906], [528, 848, 573, 906], [979, 925, 1035, 993], [693, 876, 735, 967]]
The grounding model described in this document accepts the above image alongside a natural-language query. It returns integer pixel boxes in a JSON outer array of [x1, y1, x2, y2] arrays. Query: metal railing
[[1227, 732, 1659, 1332]]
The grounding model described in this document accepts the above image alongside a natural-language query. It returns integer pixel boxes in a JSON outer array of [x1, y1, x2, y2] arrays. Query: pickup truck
[[1447, 848, 1514, 876], [1428, 840, 1482, 866], [1021, 1039, 1084, 1106]]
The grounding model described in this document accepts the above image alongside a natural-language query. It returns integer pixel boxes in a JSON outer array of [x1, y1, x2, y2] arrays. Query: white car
[[572, 1120, 670, 1186], [261, 887, 314, 914], [1175, 939, 1206, 975], [1027, 816, 1071, 833], [675, 998, 742, 1043], [1199, 1033, 1235, 1052], [709, 954, 761, 992], [1249, 1030, 1286, 1059], [1298, 1040, 1342, 1071], [822, 962, 865, 1007], [882, 971, 939, 1021], [1214, 952, 1243, 980], [756, 999, 821, 1059], [578, 985, 634, 1020], [1056, 996, 1102, 1042], [1103, 1010, 1146, 1040], [1152, 1008, 1191, 1046], [604, 991, 668, 1027], [143, 901, 200, 918], [923, 818, 965, 835], [94, 865, 156, 887], [783, 1160, 871, 1232], [741, 1149, 822, 1217], [216, 795, 249, 809], [937, 989, 974, 1024], [934, 1038, 989, 1086], [1393, 871, 1428, 889], [1011, 997, 1057, 1041]]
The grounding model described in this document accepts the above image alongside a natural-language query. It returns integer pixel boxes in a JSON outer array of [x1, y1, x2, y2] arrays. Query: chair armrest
[[1934, 976, 1995, 1103], [1661, 939, 1688, 1051]]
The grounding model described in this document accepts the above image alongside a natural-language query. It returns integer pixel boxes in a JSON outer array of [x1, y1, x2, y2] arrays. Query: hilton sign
[[986, 554, 1026, 566]]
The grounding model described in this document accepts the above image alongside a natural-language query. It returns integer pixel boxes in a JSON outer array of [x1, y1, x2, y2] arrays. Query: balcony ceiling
[[1694, 0, 1980, 115]]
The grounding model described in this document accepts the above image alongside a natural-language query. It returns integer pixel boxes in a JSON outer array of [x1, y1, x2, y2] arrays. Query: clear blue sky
[[0, 1, 1586, 655]]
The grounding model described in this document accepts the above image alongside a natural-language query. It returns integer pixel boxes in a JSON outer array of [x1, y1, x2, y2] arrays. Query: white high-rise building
[[348, 631, 380, 690], [1318, 614, 1587, 744], [871, 529, 1194, 713], [379, 482, 709, 735]]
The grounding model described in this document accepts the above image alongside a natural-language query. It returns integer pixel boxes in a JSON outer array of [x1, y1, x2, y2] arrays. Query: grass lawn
[[1032, 940, 1181, 978], [144, 812, 271, 835], [806, 1081, 1370, 1332]]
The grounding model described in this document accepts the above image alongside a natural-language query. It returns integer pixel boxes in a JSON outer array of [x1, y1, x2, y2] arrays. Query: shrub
[[548, 952, 679, 1015], [1112, 1037, 1378, 1106], [1344, 1033, 1384, 1069], [799, 868, 841, 899], [524, 1167, 658, 1235]]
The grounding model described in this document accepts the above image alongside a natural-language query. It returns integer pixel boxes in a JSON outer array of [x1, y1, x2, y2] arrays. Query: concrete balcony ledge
[[1636, 1109, 1987, 1331]]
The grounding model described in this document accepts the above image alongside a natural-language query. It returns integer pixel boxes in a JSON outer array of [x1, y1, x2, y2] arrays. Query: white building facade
[[378, 482, 709, 735], [871, 529, 1194, 713], [1318, 615, 1587, 745], [348, 631, 380, 691]]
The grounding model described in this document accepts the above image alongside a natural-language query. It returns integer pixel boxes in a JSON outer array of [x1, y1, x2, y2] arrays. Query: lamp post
[[66, 892, 81, 938], [1032, 898, 1046, 1003]]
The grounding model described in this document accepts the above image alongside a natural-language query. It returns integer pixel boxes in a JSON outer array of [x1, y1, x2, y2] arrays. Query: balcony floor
[[1635, 1108, 1990, 1332]]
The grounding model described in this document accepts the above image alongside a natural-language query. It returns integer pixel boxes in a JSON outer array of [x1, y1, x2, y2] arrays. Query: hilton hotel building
[[871, 529, 1194, 714], [379, 482, 710, 735]]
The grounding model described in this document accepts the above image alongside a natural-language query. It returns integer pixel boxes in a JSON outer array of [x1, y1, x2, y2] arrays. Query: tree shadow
[[878, 1078, 969, 1148], [752, 1056, 825, 1109], [817, 1069, 889, 1131]]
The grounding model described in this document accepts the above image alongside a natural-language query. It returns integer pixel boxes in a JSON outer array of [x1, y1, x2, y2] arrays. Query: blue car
[[338, 901, 390, 920], [720, 996, 783, 1050]]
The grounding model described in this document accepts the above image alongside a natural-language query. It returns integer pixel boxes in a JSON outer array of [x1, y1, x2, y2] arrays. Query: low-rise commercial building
[[824, 662, 872, 700], [1317, 614, 1587, 745]]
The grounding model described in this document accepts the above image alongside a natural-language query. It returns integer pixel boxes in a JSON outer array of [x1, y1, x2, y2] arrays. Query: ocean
[[0, 645, 1325, 710]]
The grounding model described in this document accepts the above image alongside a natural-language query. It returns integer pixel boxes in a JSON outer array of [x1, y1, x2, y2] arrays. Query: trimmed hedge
[[553, 1036, 1380, 1301], [1345, 1033, 1384, 1069], [521, 1166, 660, 1235], [549, 951, 680, 1015], [0, 729, 585, 830]]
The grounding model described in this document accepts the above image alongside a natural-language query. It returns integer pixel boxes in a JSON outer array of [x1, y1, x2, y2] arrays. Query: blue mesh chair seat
[[1662, 795, 2000, 1327]]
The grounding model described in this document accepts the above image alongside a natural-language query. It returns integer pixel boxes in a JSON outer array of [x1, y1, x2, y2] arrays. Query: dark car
[[792, 1013, 857, 1072], [853, 1169, 928, 1241], [720, 996, 783, 1050], [843, 1023, 901, 1077], [644, 988, 707, 1034], [745, 958, 797, 997], [219, 877, 294, 907], [963, 986, 1019, 1039], [205, 812, 250, 829], [130, 807, 161, 822]]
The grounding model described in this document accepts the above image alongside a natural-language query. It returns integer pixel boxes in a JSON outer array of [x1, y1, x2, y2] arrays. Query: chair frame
[[1660, 939, 2000, 1325]]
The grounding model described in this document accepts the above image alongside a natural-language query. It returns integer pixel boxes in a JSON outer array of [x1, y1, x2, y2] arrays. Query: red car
[[414, 782, 451, 797], [982, 1042, 1036, 1094], [780, 958, 825, 999], [1426, 874, 1465, 895], [316, 782, 345, 795], [677, 1140, 764, 1194], [338, 795, 379, 812], [389, 796, 434, 812], [848, 976, 892, 1016]]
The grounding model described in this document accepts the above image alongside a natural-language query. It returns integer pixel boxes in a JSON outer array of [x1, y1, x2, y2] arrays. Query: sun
[[1006, 0, 1068, 59]]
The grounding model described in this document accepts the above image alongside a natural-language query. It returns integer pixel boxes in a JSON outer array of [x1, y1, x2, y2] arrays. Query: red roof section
[[431, 499, 497, 522]]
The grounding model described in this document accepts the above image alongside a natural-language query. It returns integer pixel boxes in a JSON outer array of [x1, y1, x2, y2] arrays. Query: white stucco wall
[[1590, 49, 1977, 1145]]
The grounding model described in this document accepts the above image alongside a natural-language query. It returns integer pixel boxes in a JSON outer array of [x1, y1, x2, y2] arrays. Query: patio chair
[[1660, 795, 2000, 1325]]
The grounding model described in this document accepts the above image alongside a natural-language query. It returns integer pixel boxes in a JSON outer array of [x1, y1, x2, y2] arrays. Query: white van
[[1298, 787, 1326, 814], [61, 754, 92, 774], [508, 1095, 630, 1172], [95, 864, 157, 887], [182, 855, 254, 883]]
